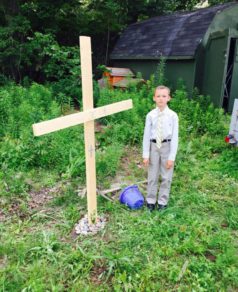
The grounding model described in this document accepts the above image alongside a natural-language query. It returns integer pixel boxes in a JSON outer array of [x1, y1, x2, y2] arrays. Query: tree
[[1, 0, 214, 83], [208, 0, 237, 5]]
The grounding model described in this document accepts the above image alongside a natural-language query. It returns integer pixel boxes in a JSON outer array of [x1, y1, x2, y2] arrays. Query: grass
[[1, 82, 238, 290], [1, 132, 238, 291]]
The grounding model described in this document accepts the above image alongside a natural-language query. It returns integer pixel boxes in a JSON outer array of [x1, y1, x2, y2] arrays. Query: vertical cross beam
[[80, 36, 97, 223]]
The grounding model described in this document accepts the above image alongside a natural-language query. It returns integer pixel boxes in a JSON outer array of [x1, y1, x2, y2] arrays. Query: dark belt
[[150, 139, 171, 143]]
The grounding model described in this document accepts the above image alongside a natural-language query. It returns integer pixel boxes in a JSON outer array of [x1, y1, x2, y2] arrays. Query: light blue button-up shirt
[[143, 106, 179, 161]]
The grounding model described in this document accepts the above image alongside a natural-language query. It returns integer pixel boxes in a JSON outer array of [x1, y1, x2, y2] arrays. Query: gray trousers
[[147, 142, 174, 205]]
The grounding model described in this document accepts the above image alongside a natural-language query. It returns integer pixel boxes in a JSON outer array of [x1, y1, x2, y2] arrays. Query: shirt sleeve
[[142, 113, 152, 159], [168, 113, 179, 161]]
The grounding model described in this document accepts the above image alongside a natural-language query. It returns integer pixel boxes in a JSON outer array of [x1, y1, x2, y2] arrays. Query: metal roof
[[105, 67, 134, 77], [111, 3, 238, 59]]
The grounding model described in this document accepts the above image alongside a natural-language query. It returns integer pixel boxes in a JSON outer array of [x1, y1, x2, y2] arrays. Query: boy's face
[[153, 88, 171, 109]]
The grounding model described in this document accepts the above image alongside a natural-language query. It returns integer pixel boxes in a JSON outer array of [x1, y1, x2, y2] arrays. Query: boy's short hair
[[155, 85, 170, 95]]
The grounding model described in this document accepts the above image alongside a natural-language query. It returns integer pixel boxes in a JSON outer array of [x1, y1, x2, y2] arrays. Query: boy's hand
[[143, 158, 149, 167], [166, 160, 174, 169]]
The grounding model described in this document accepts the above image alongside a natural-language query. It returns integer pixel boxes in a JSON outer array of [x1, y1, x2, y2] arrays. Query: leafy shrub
[[0, 83, 85, 173], [0, 83, 125, 183], [2, 83, 60, 132], [97, 144, 124, 180], [25, 32, 82, 107], [170, 87, 227, 137], [97, 85, 154, 145], [0, 74, 232, 183]]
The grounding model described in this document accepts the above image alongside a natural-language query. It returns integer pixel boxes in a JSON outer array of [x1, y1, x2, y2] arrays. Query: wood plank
[[100, 180, 148, 198], [32, 99, 133, 136], [84, 120, 97, 223], [80, 36, 94, 110], [80, 36, 97, 224]]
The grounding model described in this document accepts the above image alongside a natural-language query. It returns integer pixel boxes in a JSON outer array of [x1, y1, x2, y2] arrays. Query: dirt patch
[[0, 210, 7, 222], [97, 146, 146, 200], [7, 201, 29, 220], [0, 198, 8, 222], [120, 146, 145, 175], [4, 185, 62, 220], [28, 185, 61, 210], [95, 121, 107, 133], [90, 260, 108, 285], [0, 256, 7, 269], [204, 251, 217, 262], [28, 188, 54, 209], [221, 222, 229, 228]]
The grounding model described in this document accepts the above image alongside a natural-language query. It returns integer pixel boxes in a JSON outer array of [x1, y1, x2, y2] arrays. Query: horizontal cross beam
[[32, 99, 133, 136]]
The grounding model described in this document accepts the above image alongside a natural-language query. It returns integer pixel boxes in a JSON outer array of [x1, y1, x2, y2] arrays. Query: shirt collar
[[157, 106, 169, 114]]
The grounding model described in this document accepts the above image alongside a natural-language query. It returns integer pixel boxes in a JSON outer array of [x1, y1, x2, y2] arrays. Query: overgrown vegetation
[[1, 71, 238, 290], [1, 0, 232, 84]]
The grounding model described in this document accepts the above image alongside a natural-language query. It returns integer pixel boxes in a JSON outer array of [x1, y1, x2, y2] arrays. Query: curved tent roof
[[110, 2, 238, 59]]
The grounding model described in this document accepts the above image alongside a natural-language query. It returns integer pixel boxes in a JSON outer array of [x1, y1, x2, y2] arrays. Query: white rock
[[74, 214, 107, 235]]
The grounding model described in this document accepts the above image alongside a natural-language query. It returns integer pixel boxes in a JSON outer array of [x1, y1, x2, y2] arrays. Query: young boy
[[143, 85, 178, 211]]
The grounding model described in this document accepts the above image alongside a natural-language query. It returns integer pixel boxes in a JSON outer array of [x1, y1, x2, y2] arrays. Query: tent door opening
[[222, 38, 238, 112]]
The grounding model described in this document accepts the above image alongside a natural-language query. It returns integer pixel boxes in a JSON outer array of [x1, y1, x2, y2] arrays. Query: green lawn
[[1, 83, 238, 291], [1, 136, 238, 291]]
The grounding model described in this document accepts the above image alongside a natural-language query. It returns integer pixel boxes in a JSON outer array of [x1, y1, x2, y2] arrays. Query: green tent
[[110, 3, 238, 112]]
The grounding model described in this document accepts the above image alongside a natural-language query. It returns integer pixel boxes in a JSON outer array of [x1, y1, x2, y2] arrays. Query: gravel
[[75, 214, 107, 235]]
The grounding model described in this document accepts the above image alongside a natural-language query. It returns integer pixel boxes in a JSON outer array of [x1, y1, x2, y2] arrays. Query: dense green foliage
[[1, 76, 237, 183], [1, 0, 232, 84], [1, 79, 238, 290]]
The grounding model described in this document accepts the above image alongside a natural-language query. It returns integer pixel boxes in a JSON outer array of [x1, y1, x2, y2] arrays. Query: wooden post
[[80, 37, 97, 223]]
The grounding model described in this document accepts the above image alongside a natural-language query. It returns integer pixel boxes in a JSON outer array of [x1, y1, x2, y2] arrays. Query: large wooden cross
[[32, 36, 133, 224]]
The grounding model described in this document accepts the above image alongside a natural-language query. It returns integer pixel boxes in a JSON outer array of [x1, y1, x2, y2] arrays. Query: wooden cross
[[32, 36, 133, 224]]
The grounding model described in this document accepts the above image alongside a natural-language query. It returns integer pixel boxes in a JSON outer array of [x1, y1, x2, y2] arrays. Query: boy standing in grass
[[143, 85, 179, 211]]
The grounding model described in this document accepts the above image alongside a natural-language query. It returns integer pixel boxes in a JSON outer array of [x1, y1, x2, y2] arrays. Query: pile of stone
[[75, 215, 107, 235]]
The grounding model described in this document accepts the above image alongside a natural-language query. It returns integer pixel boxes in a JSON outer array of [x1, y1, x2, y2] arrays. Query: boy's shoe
[[158, 204, 167, 211], [147, 203, 155, 211]]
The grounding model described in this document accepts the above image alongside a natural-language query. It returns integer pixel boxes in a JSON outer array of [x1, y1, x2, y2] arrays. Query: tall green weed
[[171, 86, 227, 137], [0, 83, 84, 173], [0, 78, 233, 183], [97, 85, 154, 145], [0, 83, 127, 184]]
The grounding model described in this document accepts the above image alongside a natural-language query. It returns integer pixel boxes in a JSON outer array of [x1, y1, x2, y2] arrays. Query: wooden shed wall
[[112, 59, 195, 93]]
